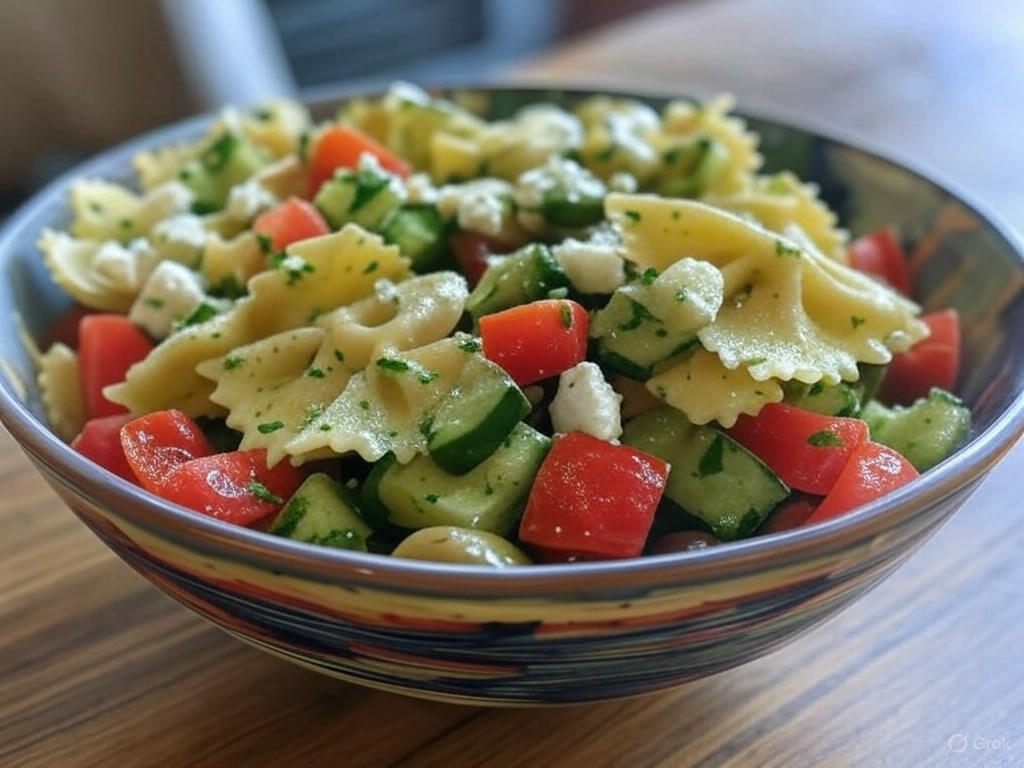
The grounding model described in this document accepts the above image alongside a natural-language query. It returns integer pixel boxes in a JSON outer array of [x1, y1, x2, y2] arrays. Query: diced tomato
[[480, 299, 589, 386], [729, 403, 869, 495], [879, 309, 961, 405], [71, 414, 137, 484], [44, 305, 92, 350], [758, 497, 818, 535], [450, 232, 505, 287], [252, 197, 329, 251], [518, 432, 669, 559], [158, 449, 305, 526], [307, 125, 411, 197], [805, 442, 918, 525], [120, 410, 215, 492], [78, 315, 154, 419], [849, 229, 912, 296]]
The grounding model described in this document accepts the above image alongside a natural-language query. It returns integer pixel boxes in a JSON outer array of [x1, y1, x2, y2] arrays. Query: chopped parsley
[[334, 349, 345, 362], [417, 368, 438, 384], [807, 430, 844, 447], [675, 288, 687, 302], [775, 239, 801, 258], [618, 299, 657, 331], [319, 423, 332, 431], [363, 260, 379, 274], [223, 355, 245, 370], [425, 494, 440, 504], [459, 339, 482, 353], [209, 274, 246, 299], [697, 435, 725, 477], [247, 479, 283, 505], [269, 497, 307, 537], [850, 315, 866, 329], [173, 302, 218, 330], [257, 420, 285, 434], [376, 358, 410, 374], [88, 201, 104, 214], [307, 367, 326, 379], [640, 267, 659, 285], [359, 400, 370, 410], [143, 297, 164, 309], [623, 210, 642, 223], [808, 381, 825, 396], [119, 218, 133, 230], [256, 233, 275, 255], [301, 404, 324, 428], [559, 302, 573, 329]]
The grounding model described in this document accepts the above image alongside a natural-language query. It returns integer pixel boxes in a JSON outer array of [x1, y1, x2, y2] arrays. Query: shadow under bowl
[[0, 85, 1021, 705]]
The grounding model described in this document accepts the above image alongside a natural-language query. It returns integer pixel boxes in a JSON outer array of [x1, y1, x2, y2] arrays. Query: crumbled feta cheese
[[436, 179, 513, 239], [128, 260, 206, 339], [550, 362, 623, 441], [608, 172, 638, 193], [93, 238, 157, 291], [226, 179, 276, 222], [405, 173, 438, 204], [374, 278, 400, 305], [552, 232, 626, 294], [152, 213, 208, 265], [514, 156, 605, 209], [153, 180, 196, 215]]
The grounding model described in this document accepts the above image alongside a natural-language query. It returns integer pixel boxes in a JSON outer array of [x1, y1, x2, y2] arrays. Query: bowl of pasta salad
[[0, 83, 1021, 704]]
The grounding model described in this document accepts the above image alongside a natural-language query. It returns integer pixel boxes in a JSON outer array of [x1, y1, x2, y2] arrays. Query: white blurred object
[[159, 0, 296, 108]]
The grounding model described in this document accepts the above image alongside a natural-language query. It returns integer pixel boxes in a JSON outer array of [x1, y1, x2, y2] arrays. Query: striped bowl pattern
[[0, 87, 1021, 705]]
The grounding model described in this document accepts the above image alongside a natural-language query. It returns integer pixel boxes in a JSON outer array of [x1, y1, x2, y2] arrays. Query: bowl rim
[[1, 81, 1022, 596]]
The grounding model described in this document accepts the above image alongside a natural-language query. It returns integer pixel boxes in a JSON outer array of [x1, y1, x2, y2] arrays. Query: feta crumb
[[374, 278, 400, 304], [152, 213, 208, 265], [128, 261, 206, 340], [93, 238, 157, 291], [608, 172, 638, 193], [226, 179, 276, 222], [552, 232, 626, 294], [550, 362, 623, 441], [405, 173, 438, 204], [436, 179, 513, 239]]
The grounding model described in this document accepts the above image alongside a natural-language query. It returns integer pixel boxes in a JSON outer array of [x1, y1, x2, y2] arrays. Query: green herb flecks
[[807, 430, 844, 447], [257, 420, 285, 434], [376, 358, 410, 374], [850, 315, 866, 329], [224, 355, 245, 371], [559, 302, 573, 329], [247, 479, 283, 505]]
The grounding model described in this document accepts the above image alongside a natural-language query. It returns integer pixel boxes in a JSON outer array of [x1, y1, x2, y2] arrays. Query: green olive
[[392, 526, 532, 567]]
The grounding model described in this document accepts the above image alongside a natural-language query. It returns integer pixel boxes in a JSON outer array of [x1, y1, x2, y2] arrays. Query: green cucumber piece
[[540, 189, 605, 228], [466, 244, 569, 319], [427, 354, 531, 475], [268, 473, 372, 551], [359, 452, 397, 529], [180, 132, 268, 213], [622, 407, 789, 540], [657, 136, 729, 198], [377, 422, 550, 536], [314, 164, 403, 230], [865, 388, 971, 471], [593, 292, 697, 379], [783, 380, 860, 417], [380, 204, 453, 272]]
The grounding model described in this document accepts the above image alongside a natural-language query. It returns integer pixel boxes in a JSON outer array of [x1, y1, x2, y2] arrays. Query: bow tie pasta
[[196, 272, 468, 466], [105, 224, 409, 416]]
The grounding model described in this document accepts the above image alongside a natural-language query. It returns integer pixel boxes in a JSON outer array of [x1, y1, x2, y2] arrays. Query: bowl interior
[[1, 86, 1022, 572]]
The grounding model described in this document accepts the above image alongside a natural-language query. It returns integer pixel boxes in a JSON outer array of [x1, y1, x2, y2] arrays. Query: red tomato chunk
[[307, 125, 411, 197], [78, 315, 153, 419], [71, 414, 137, 484], [729, 403, 869, 496], [848, 229, 912, 296], [518, 432, 669, 559], [806, 442, 918, 524], [252, 197, 329, 251], [120, 410, 215, 492], [879, 309, 961, 405], [480, 299, 589, 386], [158, 449, 305, 526]]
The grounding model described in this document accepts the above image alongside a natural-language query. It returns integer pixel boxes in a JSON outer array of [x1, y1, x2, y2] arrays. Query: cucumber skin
[[622, 408, 789, 540], [380, 204, 454, 272], [268, 473, 372, 551], [541, 193, 605, 228], [865, 389, 971, 471], [429, 386, 531, 476], [466, 244, 569, 319]]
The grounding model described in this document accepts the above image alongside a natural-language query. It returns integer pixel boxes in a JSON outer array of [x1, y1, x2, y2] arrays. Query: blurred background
[[1, 0, 1022, 228], [0, 0, 671, 215]]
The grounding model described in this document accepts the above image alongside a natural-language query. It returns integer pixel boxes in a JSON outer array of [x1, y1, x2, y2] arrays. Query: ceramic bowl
[[1, 87, 1021, 705]]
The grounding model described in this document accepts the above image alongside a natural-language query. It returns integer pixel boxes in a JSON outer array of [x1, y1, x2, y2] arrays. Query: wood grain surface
[[3, 1, 1023, 766]]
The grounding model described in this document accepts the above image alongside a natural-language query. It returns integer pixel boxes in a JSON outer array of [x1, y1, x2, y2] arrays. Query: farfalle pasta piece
[[105, 225, 409, 416], [286, 335, 476, 464], [70, 180, 193, 242], [659, 95, 761, 196], [647, 346, 783, 428], [38, 343, 86, 442], [199, 231, 266, 293], [706, 172, 848, 261], [608, 194, 928, 384], [40, 230, 157, 312], [197, 272, 467, 465], [237, 100, 311, 159]]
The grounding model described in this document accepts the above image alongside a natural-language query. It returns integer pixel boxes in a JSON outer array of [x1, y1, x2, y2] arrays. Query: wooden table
[[3, 1, 1023, 765]]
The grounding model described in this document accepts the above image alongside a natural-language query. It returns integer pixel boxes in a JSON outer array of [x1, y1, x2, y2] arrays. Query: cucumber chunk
[[783, 380, 860, 417], [466, 244, 569, 319], [864, 388, 971, 471], [314, 163, 403, 230], [268, 473, 372, 551], [180, 132, 268, 213], [622, 407, 789, 540], [591, 258, 723, 379], [375, 422, 551, 535], [380, 204, 453, 272], [427, 353, 531, 475], [540, 189, 605, 228], [656, 136, 729, 198]]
